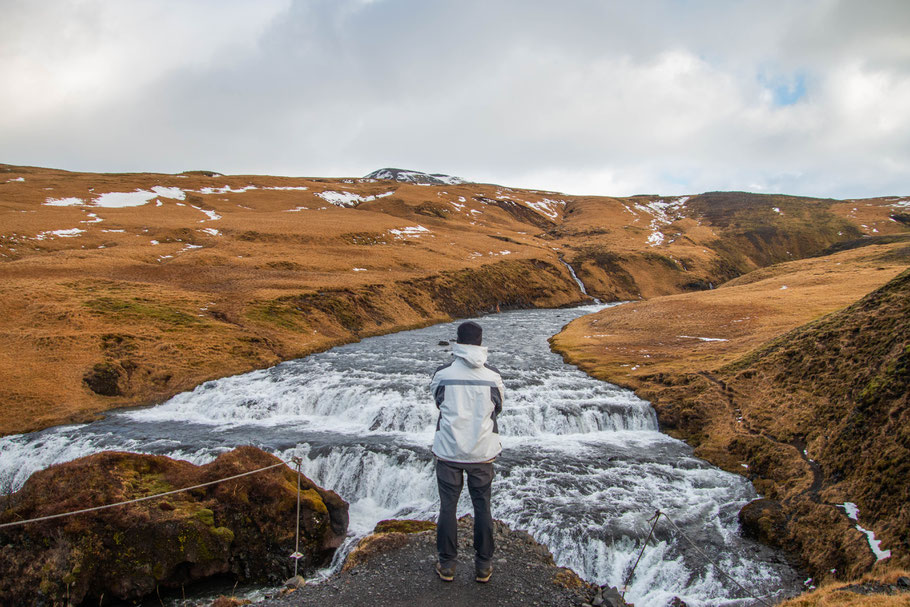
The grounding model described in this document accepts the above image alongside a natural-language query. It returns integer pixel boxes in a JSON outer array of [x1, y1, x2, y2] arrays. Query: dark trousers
[[436, 458, 495, 569]]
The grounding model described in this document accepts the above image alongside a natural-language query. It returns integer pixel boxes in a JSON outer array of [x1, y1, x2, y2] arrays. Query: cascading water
[[0, 304, 801, 606], [559, 258, 601, 303]]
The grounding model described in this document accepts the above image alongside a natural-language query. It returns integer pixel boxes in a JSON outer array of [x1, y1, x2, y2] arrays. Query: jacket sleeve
[[493, 374, 504, 415], [430, 372, 445, 409]]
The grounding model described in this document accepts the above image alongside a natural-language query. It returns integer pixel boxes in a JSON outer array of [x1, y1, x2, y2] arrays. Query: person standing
[[430, 321, 504, 583]]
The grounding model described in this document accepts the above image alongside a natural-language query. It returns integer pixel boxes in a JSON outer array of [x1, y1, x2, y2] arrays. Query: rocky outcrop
[[739, 499, 788, 549], [258, 517, 618, 607], [0, 447, 348, 606], [364, 168, 467, 185]]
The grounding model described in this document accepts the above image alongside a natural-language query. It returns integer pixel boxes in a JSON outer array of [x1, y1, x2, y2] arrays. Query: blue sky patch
[[760, 71, 808, 106]]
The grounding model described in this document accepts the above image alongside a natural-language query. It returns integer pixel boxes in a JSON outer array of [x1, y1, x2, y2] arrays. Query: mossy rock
[[0, 447, 348, 606], [739, 499, 788, 549], [373, 519, 436, 534]]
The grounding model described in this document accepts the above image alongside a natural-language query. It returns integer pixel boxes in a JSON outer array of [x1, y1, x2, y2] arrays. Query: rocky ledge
[[258, 516, 631, 607], [0, 447, 348, 606]]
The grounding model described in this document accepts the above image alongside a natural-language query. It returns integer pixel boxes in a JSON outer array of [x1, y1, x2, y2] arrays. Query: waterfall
[[0, 305, 801, 606], [560, 258, 600, 303]]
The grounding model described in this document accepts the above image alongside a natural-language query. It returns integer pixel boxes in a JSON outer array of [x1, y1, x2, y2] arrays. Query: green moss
[[212, 526, 235, 544], [127, 472, 172, 498], [245, 301, 305, 330], [300, 489, 328, 515], [84, 297, 202, 329], [373, 519, 436, 534], [194, 508, 215, 526]]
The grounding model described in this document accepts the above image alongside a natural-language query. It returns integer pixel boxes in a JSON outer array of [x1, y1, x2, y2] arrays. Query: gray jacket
[[430, 343, 504, 463]]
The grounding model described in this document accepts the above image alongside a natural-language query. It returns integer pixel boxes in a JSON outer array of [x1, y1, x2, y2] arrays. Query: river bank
[[551, 243, 910, 584]]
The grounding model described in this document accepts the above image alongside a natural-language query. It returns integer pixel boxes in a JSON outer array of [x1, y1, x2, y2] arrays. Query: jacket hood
[[452, 343, 488, 368]]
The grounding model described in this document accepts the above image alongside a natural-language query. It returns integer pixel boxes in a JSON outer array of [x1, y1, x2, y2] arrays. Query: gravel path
[[258, 518, 610, 607]]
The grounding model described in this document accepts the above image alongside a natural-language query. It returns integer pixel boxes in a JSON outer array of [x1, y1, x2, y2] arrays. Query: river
[[0, 304, 801, 606]]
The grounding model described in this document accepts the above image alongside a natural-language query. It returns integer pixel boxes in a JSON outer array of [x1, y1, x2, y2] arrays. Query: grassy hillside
[[1, 163, 908, 437], [553, 254, 910, 581]]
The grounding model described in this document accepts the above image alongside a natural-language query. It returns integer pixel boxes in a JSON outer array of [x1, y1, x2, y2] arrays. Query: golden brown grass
[[778, 570, 910, 607], [551, 243, 910, 390], [1, 164, 907, 436]]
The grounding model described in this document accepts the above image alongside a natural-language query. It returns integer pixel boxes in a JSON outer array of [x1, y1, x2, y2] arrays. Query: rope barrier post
[[621, 509, 661, 601], [291, 456, 303, 579]]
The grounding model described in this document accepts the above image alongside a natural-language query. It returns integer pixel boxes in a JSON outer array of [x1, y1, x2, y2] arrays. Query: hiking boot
[[436, 561, 455, 582], [475, 565, 493, 583]]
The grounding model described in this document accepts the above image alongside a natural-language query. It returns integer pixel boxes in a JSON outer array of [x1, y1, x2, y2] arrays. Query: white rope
[[660, 512, 776, 607], [0, 459, 292, 530], [621, 510, 661, 600]]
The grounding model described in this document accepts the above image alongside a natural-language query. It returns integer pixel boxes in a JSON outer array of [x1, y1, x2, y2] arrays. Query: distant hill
[[0, 162, 907, 442], [364, 167, 467, 185]]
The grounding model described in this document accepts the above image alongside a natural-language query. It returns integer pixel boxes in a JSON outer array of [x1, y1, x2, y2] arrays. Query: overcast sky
[[2, 0, 909, 198]]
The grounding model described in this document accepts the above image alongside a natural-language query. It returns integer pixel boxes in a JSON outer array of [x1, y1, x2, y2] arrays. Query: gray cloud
[[1, 0, 909, 198]]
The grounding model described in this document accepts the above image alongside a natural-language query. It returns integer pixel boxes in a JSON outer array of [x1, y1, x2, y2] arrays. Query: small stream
[[0, 304, 801, 606]]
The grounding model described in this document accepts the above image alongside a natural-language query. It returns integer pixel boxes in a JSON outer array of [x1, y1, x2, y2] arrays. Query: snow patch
[[199, 228, 221, 236], [388, 225, 429, 239], [524, 198, 565, 220], [197, 185, 257, 195], [315, 190, 395, 207], [7, 177, 25, 182], [838, 503, 891, 561], [92, 186, 184, 208], [44, 197, 85, 207], [190, 205, 221, 221], [35, 228, 85, 240], [678, 335, 729, 342], [151, 186, 186, 200], [365, 168, 466, 185], [264, 186, 309, 191], [773, 207, 782, 214], [81, 212, 103, 224], [840, 502, 859, 521], [352, 268, 367, 272], [634, 197, 689, 246]]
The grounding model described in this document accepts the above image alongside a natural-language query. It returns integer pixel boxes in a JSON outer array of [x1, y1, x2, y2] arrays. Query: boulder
[[739, 498, 788, 549], [0, 446, 347, 606]]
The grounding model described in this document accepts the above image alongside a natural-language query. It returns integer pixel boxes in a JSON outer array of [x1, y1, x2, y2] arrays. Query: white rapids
[[0, 304, 801, 606]]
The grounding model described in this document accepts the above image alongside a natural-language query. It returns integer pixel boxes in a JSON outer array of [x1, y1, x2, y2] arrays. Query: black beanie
[[456, 321, 483, 345]]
